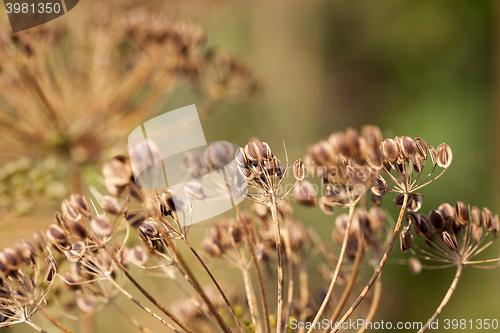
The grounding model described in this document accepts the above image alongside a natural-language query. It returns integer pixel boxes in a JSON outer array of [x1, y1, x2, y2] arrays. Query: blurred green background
[[4, 0, 500, 332]]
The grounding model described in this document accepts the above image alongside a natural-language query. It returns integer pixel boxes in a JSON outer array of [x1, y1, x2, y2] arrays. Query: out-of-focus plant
[[0, 6, 259, 201]]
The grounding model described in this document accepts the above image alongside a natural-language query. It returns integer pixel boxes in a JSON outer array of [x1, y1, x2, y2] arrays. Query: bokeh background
[[2, 0, 499, 332]]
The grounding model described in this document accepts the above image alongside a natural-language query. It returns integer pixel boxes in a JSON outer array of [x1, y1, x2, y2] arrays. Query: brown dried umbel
[[0, 236, 57, 332], [401, 202, 499, 333], [0, 6, 259, 194], [406, 201, 499, 268], [305, 126, 382, 215]]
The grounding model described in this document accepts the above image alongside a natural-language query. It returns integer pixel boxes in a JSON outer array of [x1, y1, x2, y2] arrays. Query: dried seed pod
[[413, 153, 424, 173], [44, 254, 58, 283], [184, 182, 206, 200], [65, 242, 86, 262], [101, 196, 123, 215], [345, 128, 360, 157], [128, 246, 148, 266], [408, 256, 422, 275], [293, 181, 317, 207], [0, 255, 8, 275], [368, 206, 386, 230], [202, 239, 222, 257], [76, 294, 95, 313], [33, 230, 47, 253], [410, 213, 432, 238], [54, 211, 69, 234], [438, 203, 455, 225], [371, 191, 382, 207], [125, 213, 145, 228], [428, 146, 438, 166], [70, 193, 90, 216], [372, 175, 387, 196], [471, 206, 481, 226], [229, 224, 243, 247], [235, 147, 250, 167], [67, 220, 88, 240], [436, 143, 452, 168], [362, 125, 382, 149], [400, 136, 417, 160], [2, 248, 20, 271], [400, 229, 413, 253], [293, 159, 305, 181], [239, 165, 253, 179], [492, 215, 499, 238], [274, 158, 285, 179], [260, 142, 273, 161], [428, 210, 445, 232], [329, 132, 350, 156], [482, 207, 493, 230], [61, 199, 81, 222], [381, 139, 398, 163], [455, 201, 469, 226], [91, 216, 114, 236], [352, 209, 368, 235], [13, 239, 36, 265], [394, 193, 422, 212], [442, 231, 458, 252], [414, 137, 428, 159], [162, 188, 186, 212], [470, 224, 483, 243], [245, 142, 263, 163], [366, 150, 384, 170], [46, 224, 68, 245], [204, 141, 234, 169], [102, 156, 132, 186]]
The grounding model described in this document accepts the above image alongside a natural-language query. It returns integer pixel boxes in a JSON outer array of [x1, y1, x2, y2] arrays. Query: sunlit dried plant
[[0, 125, 498, 333]]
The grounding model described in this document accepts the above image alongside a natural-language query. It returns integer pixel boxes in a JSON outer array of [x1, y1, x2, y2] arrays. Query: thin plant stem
[[183, 238, 245, 333], [242, 268, 261, 333], [356, 276, 383, 333], [324, 233, 364, 333], [237, 206, 271, 333], [417, 265, 463, 333], [106, 246, 193, 333], [103, 274, 181, 333], [270, 195, 285, 333], [25, 320, 49, 333], [161, 231, 233, 333], [283, 225, 295, 333], [297, 267, 310, 333], [330, 194, 408, 333], [36, 306, 75, 333], [307, 202, 356, 333], [111, 301, 154, 333]]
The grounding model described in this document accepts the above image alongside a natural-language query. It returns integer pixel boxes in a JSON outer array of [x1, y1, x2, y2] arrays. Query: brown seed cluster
[[405, 202, 499, 265]]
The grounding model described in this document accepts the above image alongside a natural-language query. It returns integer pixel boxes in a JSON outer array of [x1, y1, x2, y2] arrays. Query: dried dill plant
[[0, 126, 498, 333], [0, 6, 259, 195]]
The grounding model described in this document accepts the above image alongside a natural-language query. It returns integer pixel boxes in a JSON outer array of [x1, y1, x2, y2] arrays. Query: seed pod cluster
[[404, 202, 499, 263], [236, 139, 286, 192]]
